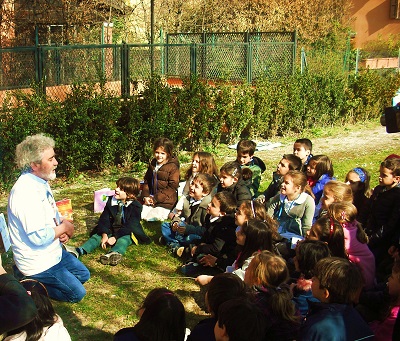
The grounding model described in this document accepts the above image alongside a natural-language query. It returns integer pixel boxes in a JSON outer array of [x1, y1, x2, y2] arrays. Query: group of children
[[17, 135, 399, 341]]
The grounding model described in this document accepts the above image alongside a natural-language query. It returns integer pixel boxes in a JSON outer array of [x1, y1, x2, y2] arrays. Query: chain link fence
[[0, 33, 296, 103]]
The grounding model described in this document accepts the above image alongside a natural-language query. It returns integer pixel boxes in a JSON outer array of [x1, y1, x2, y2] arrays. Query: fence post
[[190, 43, 197, 78], [247, 42, 252, 83], [35, 46, 45, 95], [355, 48, 360, 75], [121, 43, 130, 98], [300, 47, 307, 74]]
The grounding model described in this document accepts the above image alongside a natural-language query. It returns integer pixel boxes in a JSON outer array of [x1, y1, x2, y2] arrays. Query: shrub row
[[0, 70, 399, 186]]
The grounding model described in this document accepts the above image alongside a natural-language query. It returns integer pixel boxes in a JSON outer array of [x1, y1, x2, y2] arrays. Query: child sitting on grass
[[188, 273, 250, 341], [235, 139, 266, 198], [300, 257, 374, 341], [66, 177, 150, 266], [160, 173, 216, 255], [173, 152, 219, 216], [244, 251, 300, 341], [259, 154, 302, 203], [196, 218, 275, 285], [292, 240, 331, 317], [114, 288, 187, 341], [365, 157, 400, 267], [214, 298, 266, 341], [180, 191, 237, 276], [369, 261, 400, 340], [140, 137, 180, 221], [5, 279, 71, 341], [328, 202, 376, 290], [345, 167, 372, 226], [293, 138, 313, 173], [217, 161, 251, 206], [306, 154, 335, 204]]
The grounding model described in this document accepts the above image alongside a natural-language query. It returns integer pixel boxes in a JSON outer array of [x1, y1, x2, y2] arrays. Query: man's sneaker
[[158, 236, 167, 245], [100, 251, 122, 266], [63, 244, 79, 258]]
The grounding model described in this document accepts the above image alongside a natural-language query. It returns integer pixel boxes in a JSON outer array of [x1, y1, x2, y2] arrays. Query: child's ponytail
[[328, 202, 368, 244]]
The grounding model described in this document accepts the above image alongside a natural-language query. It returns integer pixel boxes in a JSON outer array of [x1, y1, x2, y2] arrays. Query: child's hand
[[107, 236, 116, 246], [101, 234, 109, 249], [177, 224, 186, 234], [171, 222, 179, 232], [191, 245, 197, 257], [199, 254, 217, 267], [59, 233, 69, 244], [143, 197, 154, 206]]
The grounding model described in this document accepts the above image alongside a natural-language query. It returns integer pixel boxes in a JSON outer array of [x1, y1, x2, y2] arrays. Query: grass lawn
[[0, 120, 399, 340]]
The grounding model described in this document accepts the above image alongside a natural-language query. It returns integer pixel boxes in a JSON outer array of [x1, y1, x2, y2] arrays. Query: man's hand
[[59, 233, 70, 244]]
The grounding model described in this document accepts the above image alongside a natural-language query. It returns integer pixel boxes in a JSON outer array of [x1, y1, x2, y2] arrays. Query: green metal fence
[[0, 36, 296, 101]]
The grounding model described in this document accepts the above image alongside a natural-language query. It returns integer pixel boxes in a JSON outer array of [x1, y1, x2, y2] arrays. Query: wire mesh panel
[[165, 44, 192, 78], [0, 47, 36, 89], [196, 43, 248, 80], [42, 45, 121, 97], [251, 42, 295, 79]]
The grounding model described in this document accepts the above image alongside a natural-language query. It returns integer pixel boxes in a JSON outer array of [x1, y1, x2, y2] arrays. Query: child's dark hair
[[282, 154, 302, 171], [237, 139, 257, 156], [285, 170, 315, 199], [185, 151, 219, 180], [328, 202, 368, 244], [247, 251, 299, 324], [381, 157, 400, 177], [309, 155, 334, 179], [134, 288, 186, 341], [236, 219, 273, 268], [192, 173, 217, 195], [152, 137, 174, 157], [207, 273, 249, 317], [220, 161, 242, 180], [9, 279, 57, 341], [241, 167, 253, 181], [116, 177, 141, 199], [294, 138, 312, 152], [313, 257, 364, 304], [345, 167, 372, 198], [308, 215, 347, 259], [214, 191, 237, 215], [296, 240, 331, 279], [217, 298, 266, 341]]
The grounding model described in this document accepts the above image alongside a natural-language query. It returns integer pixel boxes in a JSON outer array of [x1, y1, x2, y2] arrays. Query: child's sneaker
[[100, 251, 122, 266], [158, 236, 167, 245], [63, 244, 80, 258], [176, 246, 185, 257], [181, 262, 200, 276]]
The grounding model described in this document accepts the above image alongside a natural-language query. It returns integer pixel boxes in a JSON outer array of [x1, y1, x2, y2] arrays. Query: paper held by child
[[229, 141, 282, 151], [94, 188, 115, 213]]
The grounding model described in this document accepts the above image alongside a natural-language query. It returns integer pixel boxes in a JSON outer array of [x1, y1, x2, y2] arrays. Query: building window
[[390, 0, 400, 19]]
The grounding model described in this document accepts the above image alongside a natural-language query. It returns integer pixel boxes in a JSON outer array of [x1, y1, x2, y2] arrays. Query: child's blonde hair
[[247, 251, 298, 324], [185, 151, 219, 180], [323, 180, 353, 203], [328, 202, 368, 244]]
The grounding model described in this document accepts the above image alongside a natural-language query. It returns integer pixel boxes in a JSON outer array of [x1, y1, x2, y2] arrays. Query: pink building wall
[[350, 0, 400, 48]]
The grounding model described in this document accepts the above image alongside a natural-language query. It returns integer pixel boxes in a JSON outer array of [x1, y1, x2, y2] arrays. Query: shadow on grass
[[53, 301, 114, 340]]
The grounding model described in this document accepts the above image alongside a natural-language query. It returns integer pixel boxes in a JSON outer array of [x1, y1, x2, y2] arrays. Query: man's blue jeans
[[14, 249, 90, 303]]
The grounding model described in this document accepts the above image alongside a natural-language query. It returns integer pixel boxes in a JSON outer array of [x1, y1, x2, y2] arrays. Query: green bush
[[1, 68, 399, 188]]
